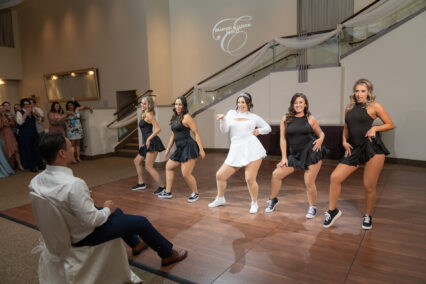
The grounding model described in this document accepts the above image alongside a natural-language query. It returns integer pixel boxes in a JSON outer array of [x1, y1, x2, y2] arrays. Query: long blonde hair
[[347, 78, 376, 110], [140, 95, 156, 120]]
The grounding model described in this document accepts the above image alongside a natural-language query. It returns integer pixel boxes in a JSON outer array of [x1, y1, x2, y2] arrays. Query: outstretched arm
[[218, 110, 233, 133]]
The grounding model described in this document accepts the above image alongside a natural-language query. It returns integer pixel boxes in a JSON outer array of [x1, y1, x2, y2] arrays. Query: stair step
[[122, 142, 139, 149], [116, 148, 138, 157]]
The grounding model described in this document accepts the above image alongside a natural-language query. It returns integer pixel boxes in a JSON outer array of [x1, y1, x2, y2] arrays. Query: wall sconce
[[0, 79, 5, 85]]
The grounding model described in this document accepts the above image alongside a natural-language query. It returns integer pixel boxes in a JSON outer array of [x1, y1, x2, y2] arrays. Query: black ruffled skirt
[[170, 138, 199, 163], [138, 136, 165, 157], [287, 142, 329, 170], [340, 134, 389, 166]]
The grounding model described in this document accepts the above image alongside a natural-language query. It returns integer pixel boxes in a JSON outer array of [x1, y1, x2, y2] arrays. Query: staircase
[[115, 129, 139, 157]]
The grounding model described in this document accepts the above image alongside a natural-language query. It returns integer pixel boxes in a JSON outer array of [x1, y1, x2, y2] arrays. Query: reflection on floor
[[2, 153, 426, 283]]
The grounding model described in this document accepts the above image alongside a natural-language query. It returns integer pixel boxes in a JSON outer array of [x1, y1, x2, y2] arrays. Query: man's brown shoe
[[161, 249, 188, 266], [132, 241, 148, 256]]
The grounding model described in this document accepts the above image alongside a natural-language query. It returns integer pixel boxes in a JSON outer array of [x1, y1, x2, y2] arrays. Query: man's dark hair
[[38, 133, 67, 164]]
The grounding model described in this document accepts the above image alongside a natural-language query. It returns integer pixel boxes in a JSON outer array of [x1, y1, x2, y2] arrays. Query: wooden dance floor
[[2, 153, 426, 283]]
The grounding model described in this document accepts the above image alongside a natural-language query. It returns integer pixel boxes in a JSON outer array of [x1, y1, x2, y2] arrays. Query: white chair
[[30, 191, 142, 284]]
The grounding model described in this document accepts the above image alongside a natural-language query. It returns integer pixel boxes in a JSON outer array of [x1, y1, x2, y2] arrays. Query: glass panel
[[307, 36, 339, 66], [340, 0, 426, 55]]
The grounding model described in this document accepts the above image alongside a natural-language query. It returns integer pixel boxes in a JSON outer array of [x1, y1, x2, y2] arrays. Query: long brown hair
[[170, 96, 189, 125], [140, 95, 156, 120], [347, 78, 376, 110], [284, 93, 311, 126]]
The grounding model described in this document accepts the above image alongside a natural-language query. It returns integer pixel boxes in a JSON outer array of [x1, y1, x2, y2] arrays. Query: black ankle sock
[[329, 208, 338, 214]]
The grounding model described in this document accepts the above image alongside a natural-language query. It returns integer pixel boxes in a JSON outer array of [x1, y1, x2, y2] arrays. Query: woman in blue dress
[[0, 136, 15, 177], [65, 101, 84, 163]]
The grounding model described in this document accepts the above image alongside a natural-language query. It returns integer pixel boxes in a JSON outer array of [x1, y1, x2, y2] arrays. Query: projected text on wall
[[212, 16, 252, 56]]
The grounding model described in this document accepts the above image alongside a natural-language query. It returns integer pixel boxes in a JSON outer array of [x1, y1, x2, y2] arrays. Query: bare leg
[[216, 163, 239, 197], [329, 163, 358, 210], [145, 152, 164, 186], [244, 159, 263, 202], [269, 166, 295, 199], [165, 160, 180, 193], [75, 139, 81, 162], [71, 140, 77, 163], [133, 154, 145, 184], [304, 161, 322, 206], [363, 154, 385, 215], [14, 152, 24, 170], [181, 158, 198, 193]]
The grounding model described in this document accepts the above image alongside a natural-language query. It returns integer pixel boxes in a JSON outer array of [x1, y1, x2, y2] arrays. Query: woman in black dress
[[266, 93, 327, 218], [158, 96, 205, 202], [323, 79, 394, 230], [132, 96, 166, 193]]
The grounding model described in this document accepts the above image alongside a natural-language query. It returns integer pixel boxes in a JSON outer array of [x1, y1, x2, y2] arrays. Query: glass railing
[[186, 0, 425, 116], [340, 0, 426, 56], [187, 36, 339, 115]]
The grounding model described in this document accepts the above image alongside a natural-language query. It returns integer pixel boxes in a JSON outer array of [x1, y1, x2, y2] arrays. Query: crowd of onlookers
[[0, 98, 93, 177]]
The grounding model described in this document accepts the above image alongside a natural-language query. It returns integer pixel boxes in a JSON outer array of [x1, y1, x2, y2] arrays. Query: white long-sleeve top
[[219, 110, 271, 167], [29, 165, 111, 243]]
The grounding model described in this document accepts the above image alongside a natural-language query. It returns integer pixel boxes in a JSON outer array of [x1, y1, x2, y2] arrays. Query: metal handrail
[[106, 89, 153, 128]]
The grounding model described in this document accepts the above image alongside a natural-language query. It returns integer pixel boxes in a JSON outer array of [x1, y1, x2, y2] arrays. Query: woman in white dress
[[208, 93, 271, 213]]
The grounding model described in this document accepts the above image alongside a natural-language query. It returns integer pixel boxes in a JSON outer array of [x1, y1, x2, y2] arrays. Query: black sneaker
[[158, 191, 173, 199], [362, 215, 372, 230], [131, 183, 146, 191], [187, 193, 199, 203], [323, 208, 342, 228], [265, 197, 279, 213], [153, 186, 166, 195]]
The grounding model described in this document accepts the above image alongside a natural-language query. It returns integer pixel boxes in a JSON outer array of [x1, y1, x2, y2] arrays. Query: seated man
[[30, 132, 187, 266]]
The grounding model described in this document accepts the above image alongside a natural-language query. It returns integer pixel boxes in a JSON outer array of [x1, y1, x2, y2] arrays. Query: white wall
[[341, 11, 426, 160], [145, 0, 173, 105], [169, 0, 298, 98], [0, 81, 19, 105], [194, 67, 342, 149], [15, 0, 151, 112], [81, 109, 117, 156]]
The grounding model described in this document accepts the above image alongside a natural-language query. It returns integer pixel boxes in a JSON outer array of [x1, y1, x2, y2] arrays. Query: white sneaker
[[249, 201, 258, 214], [306, 206, 317, 219], [208, 196, 226, 207]]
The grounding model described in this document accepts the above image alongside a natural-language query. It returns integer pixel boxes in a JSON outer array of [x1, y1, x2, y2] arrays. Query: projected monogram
[[212, 16, 252, 56]]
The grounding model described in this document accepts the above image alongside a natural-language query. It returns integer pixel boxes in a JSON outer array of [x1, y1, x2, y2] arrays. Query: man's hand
[[103, 200, 116, 214]]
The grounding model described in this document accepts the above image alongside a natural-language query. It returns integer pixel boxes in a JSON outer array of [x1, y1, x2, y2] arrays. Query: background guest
[[16, 98, 43, 172], [30, 98, 45, 135], [0, 105, 24, 170], [48, 102, 66, 135], [65, 100, 84, 163]]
